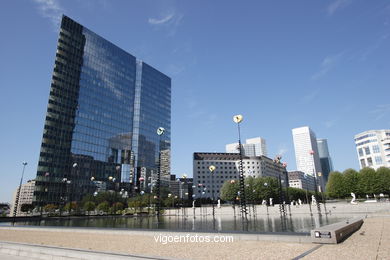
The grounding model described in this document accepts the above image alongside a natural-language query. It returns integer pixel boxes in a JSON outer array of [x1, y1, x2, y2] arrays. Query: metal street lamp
[[192, 194, 196, 218], [263, 182, 269, 216], [278, 176, 286, 216], [13, 162, 27, 224], [62, 177, 72, 217], [232, 114, 248, 221], [156, 126, 165, 219], [208, 165, 216, 218]]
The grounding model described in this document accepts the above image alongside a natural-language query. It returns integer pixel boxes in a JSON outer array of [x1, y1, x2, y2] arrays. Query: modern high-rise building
[[225, 137, 267, 157], [11, 180, 36, 216], [316, 138, 333, 185], [34, 16, 171, 206], [292, 126, 322, 177], [354, 130, 390, 170]]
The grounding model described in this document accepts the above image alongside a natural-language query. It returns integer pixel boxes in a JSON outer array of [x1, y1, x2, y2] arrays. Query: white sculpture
[[262, 199, 267, 206], [351, 193, 357, 205], [298, 199, 302, 206], [269, 198, 273, 206], [192, 200, 195, 208], [311, 195, 317, 206], [217, 199, 221, 208]]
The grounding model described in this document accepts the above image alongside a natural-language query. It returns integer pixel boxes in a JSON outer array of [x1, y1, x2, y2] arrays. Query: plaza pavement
[[0, 202, 389, 260]]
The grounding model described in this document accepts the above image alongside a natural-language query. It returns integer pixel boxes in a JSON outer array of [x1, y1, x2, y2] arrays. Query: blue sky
[[1, 0, 389, 203]]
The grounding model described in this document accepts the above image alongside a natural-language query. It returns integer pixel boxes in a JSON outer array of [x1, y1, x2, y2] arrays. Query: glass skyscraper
[[34, 16, 171, 206], [316, 138, 333, 185]]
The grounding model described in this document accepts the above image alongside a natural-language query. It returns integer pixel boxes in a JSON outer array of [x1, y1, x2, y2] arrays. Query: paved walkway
[[303, 217, 390, 260], [0, 253, 28, 260], [0, 216, 389, 259]]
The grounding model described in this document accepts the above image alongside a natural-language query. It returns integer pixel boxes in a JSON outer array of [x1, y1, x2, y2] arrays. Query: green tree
[[64, 201, 78, 212], [326, 171, 347, 198], [220, 179, 239, 201], [253, 176, 279, 202], [358, 167, 381, 195], [343, 168, 360, 195], [375, 167, 390, 195], [286, 187, 307, 202], [43, 204, 57, 215], [96, 201, 109, 213], [128, 195, 149, 213], [112, 202, 124, 213], [83, 201, 96, 213], [20, 204, 34, 213]]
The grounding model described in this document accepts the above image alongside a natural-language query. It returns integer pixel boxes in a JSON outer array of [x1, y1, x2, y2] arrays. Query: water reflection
[[6, 214, 346, 233]]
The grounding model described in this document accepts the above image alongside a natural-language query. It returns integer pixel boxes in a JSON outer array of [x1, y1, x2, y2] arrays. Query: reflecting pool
[[2, 214, 348, 233]]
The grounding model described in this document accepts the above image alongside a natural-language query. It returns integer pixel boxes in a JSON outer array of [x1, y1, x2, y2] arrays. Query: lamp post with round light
[[263, 182, 269, 216], [192, 194, 196, 218], [156, 127, 165, 219], [208, 165, 216, 218], [62, 177, 72, 217], [282, 162, 292, 216], [278, 175, 286, 217], [232, 114, 248, 221]]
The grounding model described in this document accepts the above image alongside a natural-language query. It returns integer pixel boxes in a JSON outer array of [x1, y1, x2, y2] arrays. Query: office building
[[292, 126, 322, 177], [34, 16, 171, 206], [288, 171, 315, 192], [11, 180, 36, 216], [193, 153, 287, 199], [316, 138, 333, 185], [354, 130, 390, 170], [226, 137, 267, 157], [169, 177, 193, 200]]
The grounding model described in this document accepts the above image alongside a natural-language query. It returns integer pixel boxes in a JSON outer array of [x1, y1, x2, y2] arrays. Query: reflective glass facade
[[34, 16, 171, 206]]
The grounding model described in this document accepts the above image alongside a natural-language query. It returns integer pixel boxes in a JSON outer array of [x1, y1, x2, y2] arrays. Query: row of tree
[[220, 176, 318, 204], [23, 187, 194, 216], [326, 167, 390, 198]]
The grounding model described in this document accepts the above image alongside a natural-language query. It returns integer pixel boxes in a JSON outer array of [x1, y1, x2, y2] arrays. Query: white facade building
[[225, 137, 267, 157], [10, 180, 35, 216], [288, 171, 316, 192], [354, 130, 390, 170], [193, 153, 287, 199], [292, 126, 322, 177]]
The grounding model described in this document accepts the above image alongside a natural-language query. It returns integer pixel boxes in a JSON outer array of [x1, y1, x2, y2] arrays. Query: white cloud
[[358, 33, 389, 61], [323, 119, 337, 128], [311, 52, 344, 80], [327, 0, 352, 15], [148, 11, 184, 36], [301, 89, 320, 103], [148, 13, 174, 25], [32, 0, 64, 30], [370, 104, 390, 121], [166, 64, 186, 76], [277, 145, 288, 156]]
